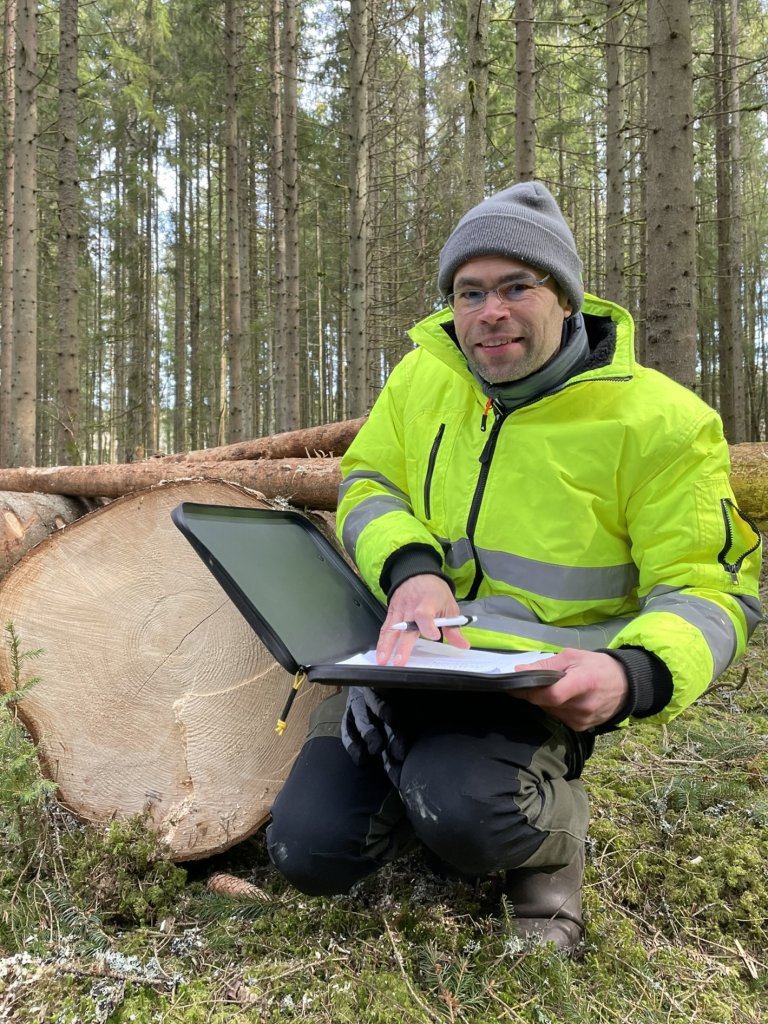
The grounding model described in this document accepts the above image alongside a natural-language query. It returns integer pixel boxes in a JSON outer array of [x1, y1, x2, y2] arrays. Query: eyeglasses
[[447, 273, 552, 312]]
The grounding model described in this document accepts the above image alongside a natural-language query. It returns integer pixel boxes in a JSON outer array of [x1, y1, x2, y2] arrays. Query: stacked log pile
[[0, 427, 764, 528], [0, 417, 365, 510], [0, 418, 765, 863]]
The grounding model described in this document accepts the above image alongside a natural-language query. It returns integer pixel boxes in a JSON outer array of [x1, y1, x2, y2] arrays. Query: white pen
[[389, 614, 477, 632]]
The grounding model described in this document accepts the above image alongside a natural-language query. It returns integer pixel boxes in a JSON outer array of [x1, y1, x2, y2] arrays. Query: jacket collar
[[477, 314, 590, 413], [407, 293, 636, 396]]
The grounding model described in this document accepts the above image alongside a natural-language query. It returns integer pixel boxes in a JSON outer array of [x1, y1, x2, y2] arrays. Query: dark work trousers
[[267, 687, 594, 897]]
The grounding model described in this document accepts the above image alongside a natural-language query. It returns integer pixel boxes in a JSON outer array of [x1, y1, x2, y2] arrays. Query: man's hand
[[513, 648, 629, 731], [376, 575, 471, 666]]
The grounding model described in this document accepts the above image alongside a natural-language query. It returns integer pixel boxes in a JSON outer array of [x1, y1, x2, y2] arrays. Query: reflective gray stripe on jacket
[[459, 595, 633, 649], [641, 586, 756, 678], [339, 472, 412, 559]]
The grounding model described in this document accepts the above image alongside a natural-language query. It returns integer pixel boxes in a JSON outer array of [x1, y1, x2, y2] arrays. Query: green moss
[[1, 627, 767, 1022], [59, 817, 188, 927]]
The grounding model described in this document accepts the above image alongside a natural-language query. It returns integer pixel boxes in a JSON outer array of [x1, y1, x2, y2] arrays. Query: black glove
[[340, 687, 407, 787]]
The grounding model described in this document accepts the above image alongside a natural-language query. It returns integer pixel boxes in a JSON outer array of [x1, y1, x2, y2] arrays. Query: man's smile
[[475, 335, 525, 349]]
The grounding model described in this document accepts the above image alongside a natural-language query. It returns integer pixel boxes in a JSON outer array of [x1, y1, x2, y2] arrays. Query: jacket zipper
[[480, 397, 493, 431], [718, 498, 761, 583], [424, 423, 446, 520], [462, 376, 631, 599], [464, 403, 507, 600]]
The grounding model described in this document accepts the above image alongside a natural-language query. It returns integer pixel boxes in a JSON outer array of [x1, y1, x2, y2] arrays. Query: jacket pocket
[[718, 498, 761, 583], [424, 423, 446, 520]]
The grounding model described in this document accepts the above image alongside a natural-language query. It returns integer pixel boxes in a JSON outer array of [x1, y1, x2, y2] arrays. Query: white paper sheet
[[337, 638, 554, 675]]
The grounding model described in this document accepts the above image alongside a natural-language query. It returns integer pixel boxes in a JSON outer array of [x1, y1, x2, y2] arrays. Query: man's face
[[451, 256, 572, 384]]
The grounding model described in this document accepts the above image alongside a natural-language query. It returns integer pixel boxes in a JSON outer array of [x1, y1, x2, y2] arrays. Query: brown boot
[[503, 846, 585, 954]]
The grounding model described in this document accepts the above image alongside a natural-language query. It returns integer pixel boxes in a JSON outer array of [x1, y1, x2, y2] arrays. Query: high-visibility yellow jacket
[[337, 294, 762, 725]]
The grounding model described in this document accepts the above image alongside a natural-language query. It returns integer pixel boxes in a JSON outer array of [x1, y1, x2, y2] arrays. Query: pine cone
[[206, 872, 270, 901]]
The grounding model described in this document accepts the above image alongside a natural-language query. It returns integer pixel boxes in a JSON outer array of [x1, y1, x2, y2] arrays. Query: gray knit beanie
[[438, 181, 584, 313]]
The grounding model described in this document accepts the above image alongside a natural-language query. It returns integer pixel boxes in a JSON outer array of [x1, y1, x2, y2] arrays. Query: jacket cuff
[[380, 545, 454, 601], [595, 645, 674, 733]]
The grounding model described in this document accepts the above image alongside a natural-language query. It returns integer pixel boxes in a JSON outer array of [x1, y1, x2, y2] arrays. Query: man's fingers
[[412, 614, 442, 642], [523, 665, 593, 702], [376, 628, 401, 665], [441, 625, 472, 650], [387, 630, 420, 666], [512, 651, 630, 731], [377, 620, 473, 665], [377, 628, 417, 665], [516, 650, 572, 673]]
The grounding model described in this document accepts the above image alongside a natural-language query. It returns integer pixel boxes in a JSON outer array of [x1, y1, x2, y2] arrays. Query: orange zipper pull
[[480, 397, 493, 432]]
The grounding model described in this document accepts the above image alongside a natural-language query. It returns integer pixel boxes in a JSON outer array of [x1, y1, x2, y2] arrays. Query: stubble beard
[[465, 340, 541, 384]]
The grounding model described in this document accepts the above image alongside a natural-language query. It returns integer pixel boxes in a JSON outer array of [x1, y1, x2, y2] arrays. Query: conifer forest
[[1, 0, 768, 467]]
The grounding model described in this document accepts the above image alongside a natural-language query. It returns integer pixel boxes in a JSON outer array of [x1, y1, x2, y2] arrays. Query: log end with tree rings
[[0, 479, 327, 861]]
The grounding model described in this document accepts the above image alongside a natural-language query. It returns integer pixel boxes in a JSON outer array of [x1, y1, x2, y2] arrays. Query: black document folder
[[171, 502, 561, 693]]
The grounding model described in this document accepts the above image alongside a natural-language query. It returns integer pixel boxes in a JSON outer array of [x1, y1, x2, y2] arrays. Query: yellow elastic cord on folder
[[276, 671, 307, 735]]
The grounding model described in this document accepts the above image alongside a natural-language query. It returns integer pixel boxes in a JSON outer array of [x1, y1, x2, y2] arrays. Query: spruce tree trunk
[[238, 121, 253, 440], [159, 416, 366, 463], [0, 491, 101, 575], [714, 0, 746, 442], [415, 2, 430, 318], [11, 0, 38, 467], [463, 0, 489, 207], [173, 118, 188, 454], [278, 0, 301, 431], [267, 0, 285, 438], [645, 0, 697, 389], [346, 0, 370, 419], [56, 0, 80, 466], [224, 0, 243, 442], [0, 0, 16, 467], [514, 0, 536, 182], [604, 0, 626, 306]]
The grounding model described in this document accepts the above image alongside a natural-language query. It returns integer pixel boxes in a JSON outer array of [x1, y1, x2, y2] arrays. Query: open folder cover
[[171, 502, 562, 693]]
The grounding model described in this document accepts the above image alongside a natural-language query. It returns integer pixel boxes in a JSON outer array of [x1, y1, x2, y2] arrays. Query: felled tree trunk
[[726, 443, 768, 531], [0, 491, 104, 575], [0, 439, 766, 529], [161, 416, 366, 463], [0, 457, 342, 509], [0, 480, 327, 861]]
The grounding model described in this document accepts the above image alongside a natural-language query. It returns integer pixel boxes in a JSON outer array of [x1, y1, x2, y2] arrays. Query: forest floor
[[1, 606, 767, 1022]]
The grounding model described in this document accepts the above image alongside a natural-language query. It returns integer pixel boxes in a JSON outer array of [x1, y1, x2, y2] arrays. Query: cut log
[[0, 440, 765, 526], [0, 457, 342, 509], [0, 480, 327, 861], [0, 491, 104, 575], [726, 443, 768, 531], [160, 416, 366, 464]]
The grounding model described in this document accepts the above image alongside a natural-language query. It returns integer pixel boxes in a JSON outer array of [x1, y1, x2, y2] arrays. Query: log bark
[[0, 457, 342, 509], [159, 416, 366, 464], [726, 443, 768, 531], [0, 440, 766, 528], [0, 480, 327, 861], [0, 491, 103, 575]]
